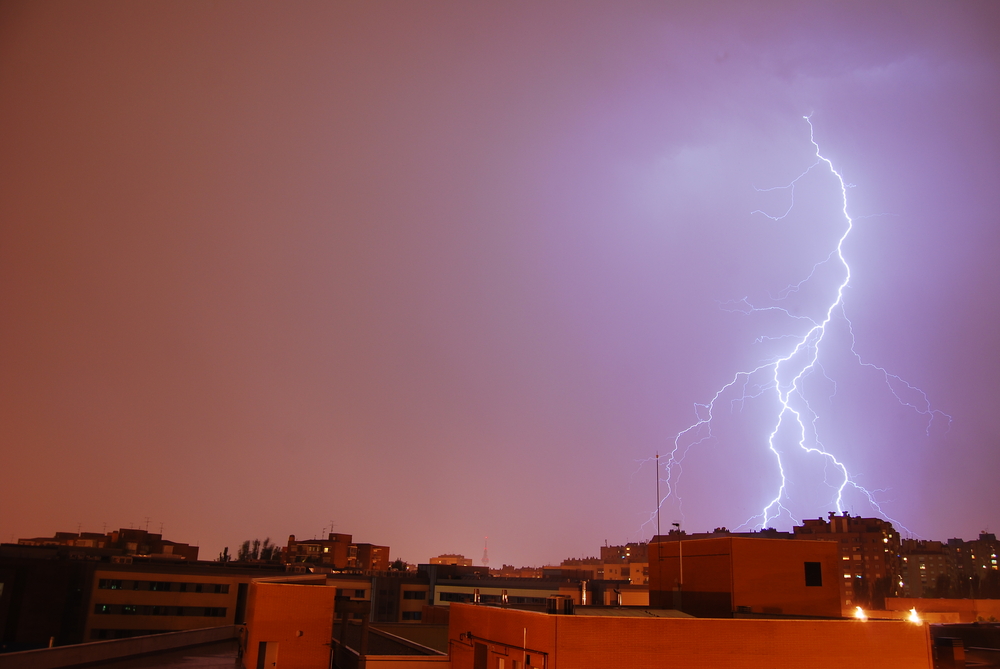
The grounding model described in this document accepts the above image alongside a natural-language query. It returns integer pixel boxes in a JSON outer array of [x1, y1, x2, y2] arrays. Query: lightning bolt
[[647, 115, 950, 536]]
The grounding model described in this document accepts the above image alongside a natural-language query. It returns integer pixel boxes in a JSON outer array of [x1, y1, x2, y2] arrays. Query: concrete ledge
[[0, 625, 239, 669], [365, 658, 451, 668]]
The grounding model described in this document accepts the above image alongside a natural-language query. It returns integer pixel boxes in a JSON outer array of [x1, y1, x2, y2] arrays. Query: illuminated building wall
[[448, 603, 932, 669], [649, 537, 841, 618]]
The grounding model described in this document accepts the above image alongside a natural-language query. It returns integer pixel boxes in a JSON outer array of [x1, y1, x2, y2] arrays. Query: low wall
[[449, 604, 933, 669], [366, 658, 450, 668], [331, 635, 449, 669], [886, 598, 1000, 624], [0, 625, 238, 669]]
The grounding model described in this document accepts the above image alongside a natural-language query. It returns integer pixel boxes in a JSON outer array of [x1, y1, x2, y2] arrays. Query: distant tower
[[482, 536, 489, 566]]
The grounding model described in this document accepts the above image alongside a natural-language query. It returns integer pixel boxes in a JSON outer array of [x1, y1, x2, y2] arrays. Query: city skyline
[[2, 2, 998, 568]]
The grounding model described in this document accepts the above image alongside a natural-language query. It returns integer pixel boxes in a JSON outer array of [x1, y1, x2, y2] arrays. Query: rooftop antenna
[[482, 536, 489, 566], [159, 522, 164, 534], [655, 453, 660, 540], [144, 517, 151, 531]]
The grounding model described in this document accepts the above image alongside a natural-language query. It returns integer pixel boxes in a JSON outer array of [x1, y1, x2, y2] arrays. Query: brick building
[[648, 536, 841, 618], [283, 533, 389, 571], [793, 511, 900, 610]]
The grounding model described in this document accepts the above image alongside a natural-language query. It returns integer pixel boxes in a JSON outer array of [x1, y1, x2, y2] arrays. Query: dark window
[[149, 581, 172, 591], [805, 562, 823, 587], [122, 605, 138, 615], [98, 579, 123, 590], [355, 589, 365, 598], [403, 591, 427, 600], [402, 611, 422, 620]]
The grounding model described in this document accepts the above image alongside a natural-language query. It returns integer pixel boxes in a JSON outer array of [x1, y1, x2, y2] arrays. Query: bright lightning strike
[[648, 115, 950, 535]]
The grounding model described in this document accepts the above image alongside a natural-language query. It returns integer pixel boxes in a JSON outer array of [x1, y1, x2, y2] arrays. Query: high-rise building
[[899, 539, 952, 598], [946, 532, 1000, 598]]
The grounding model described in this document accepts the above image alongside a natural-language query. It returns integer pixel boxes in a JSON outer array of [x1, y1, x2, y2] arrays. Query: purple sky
[[2, 2, 998, 567]]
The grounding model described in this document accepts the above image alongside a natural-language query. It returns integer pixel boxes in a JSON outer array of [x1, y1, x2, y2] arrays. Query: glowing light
[[646, 115, 950, 534], [854, 606, 867, 621], [907, 608, 921, 624]]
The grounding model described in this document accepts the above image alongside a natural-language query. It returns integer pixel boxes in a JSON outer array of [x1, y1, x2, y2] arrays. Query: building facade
[[899, 540, 951, 598], [793, 512, 900, 611], [0, 544, 283, 649], [648, 536, 842, 618], [448, 603, 932, 669]]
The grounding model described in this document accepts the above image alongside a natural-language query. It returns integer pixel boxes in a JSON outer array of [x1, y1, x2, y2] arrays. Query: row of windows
[[335, 588, 367, 598], [94, 604, 227, 617], [402, 591, 427, 600], [401, 611, 423, 620], [98, 579, 230, 594], [439, 592, 472, 603]]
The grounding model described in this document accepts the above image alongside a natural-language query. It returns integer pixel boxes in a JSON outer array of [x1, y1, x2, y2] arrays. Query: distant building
[[493, 564, 543, 578], [648, 536, 842, 618], [557, 557, 602, 581], [793, 511, 900, 611], [946, 532, 1000, 598], [600, 542, 649, 585], [283, 534, 389, 571], [429, 554, 472, 566], [899, 539, 952, 598], [18, 528, 199, 561], [600, 542, 648, 564]]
